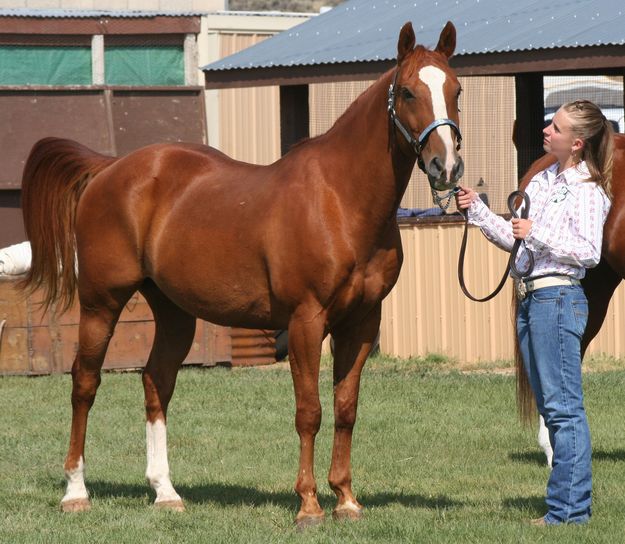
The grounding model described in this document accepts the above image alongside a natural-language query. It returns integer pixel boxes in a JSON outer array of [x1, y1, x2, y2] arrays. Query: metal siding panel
[[380, 222, 515, 363], [218, 33, 280, 165], [380, 222, 625, 363]]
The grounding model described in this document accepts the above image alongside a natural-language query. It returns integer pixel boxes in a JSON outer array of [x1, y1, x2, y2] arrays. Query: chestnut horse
[[515, 134, 625, 422], [20, 22, 463, 526]]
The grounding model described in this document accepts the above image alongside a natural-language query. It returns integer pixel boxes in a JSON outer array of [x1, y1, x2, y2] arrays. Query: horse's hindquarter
[[75, 144, 274, 326]]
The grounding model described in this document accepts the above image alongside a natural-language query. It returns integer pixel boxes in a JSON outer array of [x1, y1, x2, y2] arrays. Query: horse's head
[[389, 21, 464, 192]]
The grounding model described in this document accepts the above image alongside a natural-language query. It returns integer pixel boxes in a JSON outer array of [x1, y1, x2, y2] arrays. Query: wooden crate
[[0, 278, 243, 375]]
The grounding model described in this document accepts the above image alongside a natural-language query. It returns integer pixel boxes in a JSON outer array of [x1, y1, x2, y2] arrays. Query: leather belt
[[515, 275, 581, 300]]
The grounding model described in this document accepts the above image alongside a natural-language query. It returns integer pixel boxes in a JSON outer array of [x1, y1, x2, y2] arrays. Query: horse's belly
[[153, 267, 287, 329]]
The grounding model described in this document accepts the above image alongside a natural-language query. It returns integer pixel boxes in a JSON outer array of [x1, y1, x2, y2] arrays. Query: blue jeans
[[516, 284, 591, 524]]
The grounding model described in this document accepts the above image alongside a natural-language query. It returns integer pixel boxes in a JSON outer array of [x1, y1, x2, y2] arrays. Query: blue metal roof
[[202, 0, 625, 72]]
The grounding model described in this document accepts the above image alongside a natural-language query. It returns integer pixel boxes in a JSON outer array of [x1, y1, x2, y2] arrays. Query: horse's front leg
[[328, 304, 381, 521], [288, 309, 326, 528]]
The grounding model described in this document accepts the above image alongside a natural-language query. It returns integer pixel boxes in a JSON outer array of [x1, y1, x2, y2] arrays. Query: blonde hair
[[562, 99, 614, 198]]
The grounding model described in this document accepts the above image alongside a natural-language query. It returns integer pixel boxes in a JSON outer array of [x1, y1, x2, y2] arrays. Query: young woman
[[456, 99, 613, 525]]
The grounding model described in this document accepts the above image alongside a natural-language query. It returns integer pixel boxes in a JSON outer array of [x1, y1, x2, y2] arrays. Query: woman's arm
[[456, 187, 514, 251]]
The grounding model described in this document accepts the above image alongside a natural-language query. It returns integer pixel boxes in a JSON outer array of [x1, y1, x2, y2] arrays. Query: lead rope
[[457, 190, 534, 302]]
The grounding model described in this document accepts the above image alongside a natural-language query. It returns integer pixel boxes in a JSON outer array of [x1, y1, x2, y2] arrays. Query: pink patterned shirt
[[468, 161, 611, 279]]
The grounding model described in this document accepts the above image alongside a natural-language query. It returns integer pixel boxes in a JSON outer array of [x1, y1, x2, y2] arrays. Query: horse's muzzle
[[427, 156, 464, 191]]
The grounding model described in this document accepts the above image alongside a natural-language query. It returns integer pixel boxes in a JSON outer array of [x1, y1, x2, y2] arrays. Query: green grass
[[1, 355, 625, 543]]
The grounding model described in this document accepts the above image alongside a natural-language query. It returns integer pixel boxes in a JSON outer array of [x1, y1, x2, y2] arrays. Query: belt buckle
[[514, 279, 527, 301]]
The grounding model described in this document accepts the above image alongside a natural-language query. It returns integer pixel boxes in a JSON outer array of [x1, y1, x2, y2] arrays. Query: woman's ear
[[572, 137, 585, 154]]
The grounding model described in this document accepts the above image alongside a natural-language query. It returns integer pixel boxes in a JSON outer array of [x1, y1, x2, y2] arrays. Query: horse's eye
[[401, 88, 415, 100]]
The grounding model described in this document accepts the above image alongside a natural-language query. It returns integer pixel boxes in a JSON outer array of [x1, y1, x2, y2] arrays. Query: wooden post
[[280, 84, 309, 156], [514, 74, 545, 180]]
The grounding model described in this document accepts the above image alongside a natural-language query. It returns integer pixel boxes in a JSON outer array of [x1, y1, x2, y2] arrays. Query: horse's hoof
[[154, 499, 185, 512], [61, 498, 91, 513], [295, 513, 325, 531], [332, 503, 364, 521]]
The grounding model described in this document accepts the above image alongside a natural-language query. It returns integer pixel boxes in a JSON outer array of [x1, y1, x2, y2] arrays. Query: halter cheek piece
[[387, 69, 462, 174]]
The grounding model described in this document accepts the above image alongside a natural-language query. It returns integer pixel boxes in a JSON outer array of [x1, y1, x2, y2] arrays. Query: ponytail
[[562, 100, 613, 198]]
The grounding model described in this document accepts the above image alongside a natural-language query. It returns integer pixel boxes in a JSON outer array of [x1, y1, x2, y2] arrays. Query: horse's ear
[[397, 22, 416, 65], [435, 21, 456, 58]]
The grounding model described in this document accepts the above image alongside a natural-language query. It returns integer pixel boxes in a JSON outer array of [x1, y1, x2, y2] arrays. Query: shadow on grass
[[502, 495, 544, 515], [509, 448, 625, 466], [592, 448, 625, 462], [508, 450, 548, 466], [82, 480, 463, 512]]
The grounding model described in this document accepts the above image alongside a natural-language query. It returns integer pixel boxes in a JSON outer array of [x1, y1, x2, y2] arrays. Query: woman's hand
[[455, 185, 478, 210], [512, 218, 533, 240]]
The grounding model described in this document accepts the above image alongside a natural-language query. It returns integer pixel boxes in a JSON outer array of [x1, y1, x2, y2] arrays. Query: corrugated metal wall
[[218, 33, 281, 165], [208, 34, 625, 363], [381, 221, 625, 362], [216, 67, 625, 362]]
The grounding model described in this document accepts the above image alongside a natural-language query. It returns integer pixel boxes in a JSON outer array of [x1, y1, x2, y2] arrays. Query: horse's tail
[[512, 290, 536, 425], [19, 137, 117, 314]]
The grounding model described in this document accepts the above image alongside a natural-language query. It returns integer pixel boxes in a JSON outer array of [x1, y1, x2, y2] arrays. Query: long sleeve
[[467, 196, 515, 252], [524, 183, 608, 268]]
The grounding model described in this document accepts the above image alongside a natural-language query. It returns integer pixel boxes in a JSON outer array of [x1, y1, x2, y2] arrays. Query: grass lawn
[[1, 354, 624, 543]]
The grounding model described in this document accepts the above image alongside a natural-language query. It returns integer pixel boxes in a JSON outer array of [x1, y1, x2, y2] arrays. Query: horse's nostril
[[428, 157, 444, 177], [452, 157, 465, 181]]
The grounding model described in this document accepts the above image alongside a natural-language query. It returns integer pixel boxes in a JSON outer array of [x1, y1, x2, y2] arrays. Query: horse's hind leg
[[62, 294, 134, 512], [140, 281, 196, 511], [581, 257, 622, 356], [328, 304, 381, 521]]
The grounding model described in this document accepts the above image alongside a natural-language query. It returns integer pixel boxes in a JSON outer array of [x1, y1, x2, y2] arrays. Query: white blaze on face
[[146, 419, 182, 504], [418, 65, 456, 177]]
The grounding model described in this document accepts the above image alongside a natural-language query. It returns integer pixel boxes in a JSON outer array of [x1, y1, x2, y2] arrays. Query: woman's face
[[543, 108, 582, 160]]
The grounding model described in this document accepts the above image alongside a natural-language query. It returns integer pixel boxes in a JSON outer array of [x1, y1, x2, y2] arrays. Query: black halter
[[387, 69, 462, 174]]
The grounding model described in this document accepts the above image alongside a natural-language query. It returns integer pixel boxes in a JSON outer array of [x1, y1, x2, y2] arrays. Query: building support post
[[514, 73, 545, 180], [280, 84, 309, 156]]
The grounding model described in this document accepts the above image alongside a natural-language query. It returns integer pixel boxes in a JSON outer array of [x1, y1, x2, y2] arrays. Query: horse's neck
[[318, 71, 416, 219]]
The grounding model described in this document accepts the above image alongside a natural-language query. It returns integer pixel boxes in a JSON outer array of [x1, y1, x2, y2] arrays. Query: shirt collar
[[542, 160, 590, 186]]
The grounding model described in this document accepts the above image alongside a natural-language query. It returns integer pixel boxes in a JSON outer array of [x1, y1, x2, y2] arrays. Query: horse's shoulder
[[519, 153, 557, 190]]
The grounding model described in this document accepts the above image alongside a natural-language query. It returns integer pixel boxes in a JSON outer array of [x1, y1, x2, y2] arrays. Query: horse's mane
[[285, 78, 389, 153], [286, 46, 436, 154]]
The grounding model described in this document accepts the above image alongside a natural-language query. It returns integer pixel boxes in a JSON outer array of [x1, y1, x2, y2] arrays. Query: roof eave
[[204, 44, 625, 89], [204, 60, 395, 89]]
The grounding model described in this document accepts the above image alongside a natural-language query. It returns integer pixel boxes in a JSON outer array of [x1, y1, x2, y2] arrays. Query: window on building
[[0, 38, 91, 85], [104, 36, 184, 86]]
